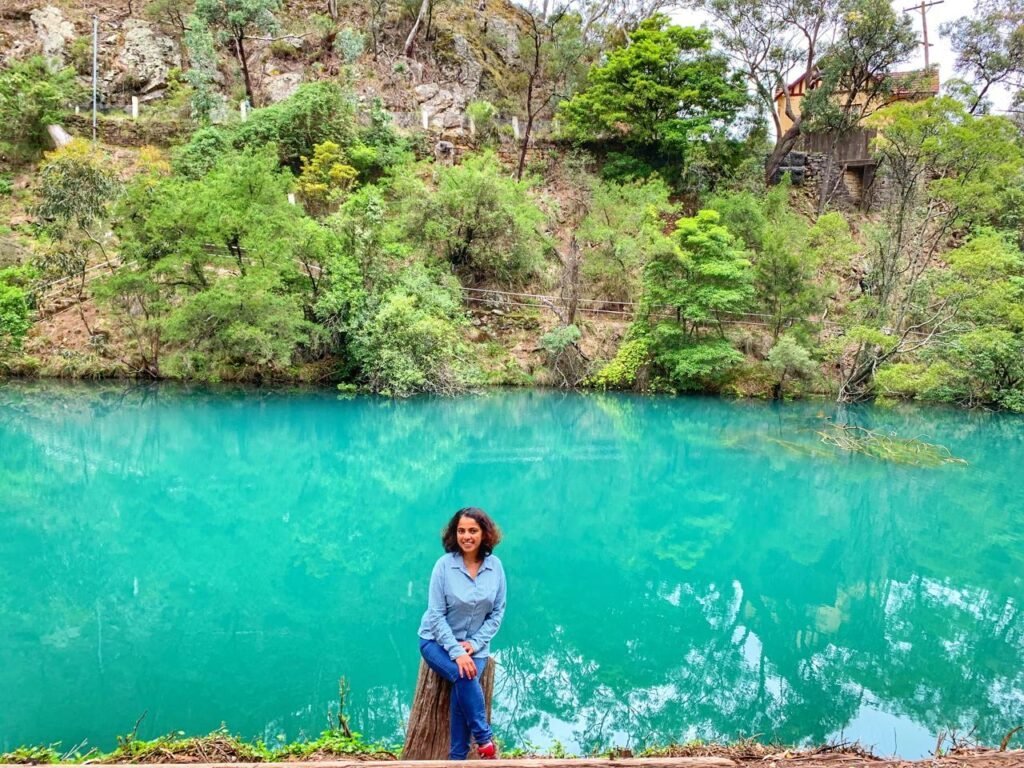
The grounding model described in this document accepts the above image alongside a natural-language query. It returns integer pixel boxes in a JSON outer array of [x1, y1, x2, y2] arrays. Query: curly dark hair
[[442, 507, 502, 557]]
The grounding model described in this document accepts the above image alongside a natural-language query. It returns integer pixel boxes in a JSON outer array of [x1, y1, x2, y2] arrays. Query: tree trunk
[[403, 0, 430, 58], [764, 121, 802, 185], [403, 659, 495, 759], [235, 33, 255, 107]]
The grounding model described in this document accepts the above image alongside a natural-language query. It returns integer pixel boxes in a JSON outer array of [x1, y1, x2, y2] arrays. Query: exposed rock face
[[118, 20, 178, 94], [264, 71, 303, 103], [30, 5, 75, 65], [413, 82, 468, 133], [451, 34, 483, 90], [485, 17, 519, 65]]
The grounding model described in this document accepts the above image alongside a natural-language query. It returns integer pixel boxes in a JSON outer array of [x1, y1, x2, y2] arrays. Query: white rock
[[414, 83, 440, 102], [30, 6, 75, 65], [264, 72, 303, 103], [120, 20, 178, 93]]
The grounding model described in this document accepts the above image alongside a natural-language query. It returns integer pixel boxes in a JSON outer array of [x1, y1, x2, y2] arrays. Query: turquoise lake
[[1, 382, 1023, 759]]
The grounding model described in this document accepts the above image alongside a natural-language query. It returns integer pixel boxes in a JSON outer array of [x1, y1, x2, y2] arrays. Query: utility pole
[[903, 0, 944, 70], [91, 15, 98, 143]]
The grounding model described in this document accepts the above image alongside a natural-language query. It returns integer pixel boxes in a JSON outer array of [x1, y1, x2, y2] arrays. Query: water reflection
[[0, 383, 1022, 758]]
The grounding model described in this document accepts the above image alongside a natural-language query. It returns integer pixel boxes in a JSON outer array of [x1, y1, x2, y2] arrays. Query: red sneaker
[[477, 742, 498, 759]]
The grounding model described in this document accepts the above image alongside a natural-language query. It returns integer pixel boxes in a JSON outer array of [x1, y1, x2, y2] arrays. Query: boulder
[[264, 71, 303, 103], [30, 6, 74, 65], [413, 83, 440, 102], [119, 20, 178, 94]]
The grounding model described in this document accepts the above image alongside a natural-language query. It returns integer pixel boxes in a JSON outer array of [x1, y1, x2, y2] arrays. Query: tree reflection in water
[[0, 383, 1021, 758]]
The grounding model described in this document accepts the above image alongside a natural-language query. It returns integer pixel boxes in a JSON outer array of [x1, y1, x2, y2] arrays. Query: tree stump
[[403, 658, 496, 759]]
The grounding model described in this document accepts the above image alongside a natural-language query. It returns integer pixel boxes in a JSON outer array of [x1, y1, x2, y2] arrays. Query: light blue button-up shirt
[[418, 551, 507, 661]]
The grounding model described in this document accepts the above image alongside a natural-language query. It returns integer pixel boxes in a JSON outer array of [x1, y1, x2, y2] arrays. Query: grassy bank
[[4, 727, 1019, 765]]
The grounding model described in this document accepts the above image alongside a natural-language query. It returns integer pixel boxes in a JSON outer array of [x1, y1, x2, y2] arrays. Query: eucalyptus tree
[[833, 98, 1024, 401], [194, 0, 281, 106], [801, 0, 917, 211], [941, 0, 1024, 113], [514, 5, 590, 180], [691, 0, 842, 184]]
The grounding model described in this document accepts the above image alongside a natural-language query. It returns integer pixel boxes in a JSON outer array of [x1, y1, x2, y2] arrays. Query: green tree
[[577, 176, 678, 304], [0, 266, 35, 356], [709, 182, 851, 339], [416, 152, 548, 285], [233, 81, 357, 168], [513, 6, 591, 180], [645, 209, 754, 337], [833, 98, 1024, 400], [614, 209, 754, 391], [875, 230, 1024, 410], [295, 140, 358, 217], [349, 265, 475, 396], [194, 0, 282, 106], [106, 147, 324, 378], [556, 15, 748, 187], [694, 0, 842, 184], [161, 271, 315, 380], [0, 57, 80, 160], [767, 333, 817, 399], [183, 15, 219, 122], [34, 140, 121, 335], [941, 0, 1024, 113]]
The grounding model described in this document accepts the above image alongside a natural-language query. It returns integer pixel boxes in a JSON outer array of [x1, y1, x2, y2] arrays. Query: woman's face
[[457, 515, 483, 558]]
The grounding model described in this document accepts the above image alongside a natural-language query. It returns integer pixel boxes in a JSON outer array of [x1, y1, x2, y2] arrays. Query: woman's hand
[[455, 653, 478, 679], [459, 641, 475, 655]]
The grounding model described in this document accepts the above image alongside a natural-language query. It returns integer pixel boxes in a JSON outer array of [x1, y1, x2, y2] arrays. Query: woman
[[417, 507, 506, 760]]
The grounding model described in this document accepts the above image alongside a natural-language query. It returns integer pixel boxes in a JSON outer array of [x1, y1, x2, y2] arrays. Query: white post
[[131, 96, 139, 120], [421, 107, 430, 130], [91, 15, 98, 143], [469, 114, 476, 137], [240, 99, 248, 121], [287, 192, 296, 205], [75, 105, 80, 115], [512, 116, 520, 140]]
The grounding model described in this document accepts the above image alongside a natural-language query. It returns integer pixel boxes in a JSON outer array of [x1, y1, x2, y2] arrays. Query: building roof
[[774, 67, 940, 101]]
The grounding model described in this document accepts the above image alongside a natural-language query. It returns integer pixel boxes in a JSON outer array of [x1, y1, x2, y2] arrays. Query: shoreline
[[3, 731, 1022, 767]]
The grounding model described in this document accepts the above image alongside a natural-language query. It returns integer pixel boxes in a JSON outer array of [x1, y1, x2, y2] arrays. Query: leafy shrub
[[334, 27, 365, 64], [0, 266, 35, 353], [467, 100, 500, 144], [269, 38, 303, 59], [648, 328, 744, 391], [68, 36, 93, 75], [578, 176, 677, 303], [418, 152, 548, 285], [767, 334, 818, 398], [590, 338, 650, 390], [162, 272, 315, 380], [296, 140, 358, 216], [0, 56, 81, 160], [350, 266, 475, 395], [172, 126, 233, 178], [234, 82, 358, 168], [599, 152, 655, 183]]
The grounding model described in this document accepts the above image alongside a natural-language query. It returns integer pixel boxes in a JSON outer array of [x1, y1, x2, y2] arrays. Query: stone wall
[[776, 150, 878, 211], [63, 113, 188, 147]]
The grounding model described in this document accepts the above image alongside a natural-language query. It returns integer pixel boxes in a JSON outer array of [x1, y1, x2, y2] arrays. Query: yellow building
[[774, 68, 940, 135]]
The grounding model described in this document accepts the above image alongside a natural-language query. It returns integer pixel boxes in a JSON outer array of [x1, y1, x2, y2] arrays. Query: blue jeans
[[419, 639, 493, 759]]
